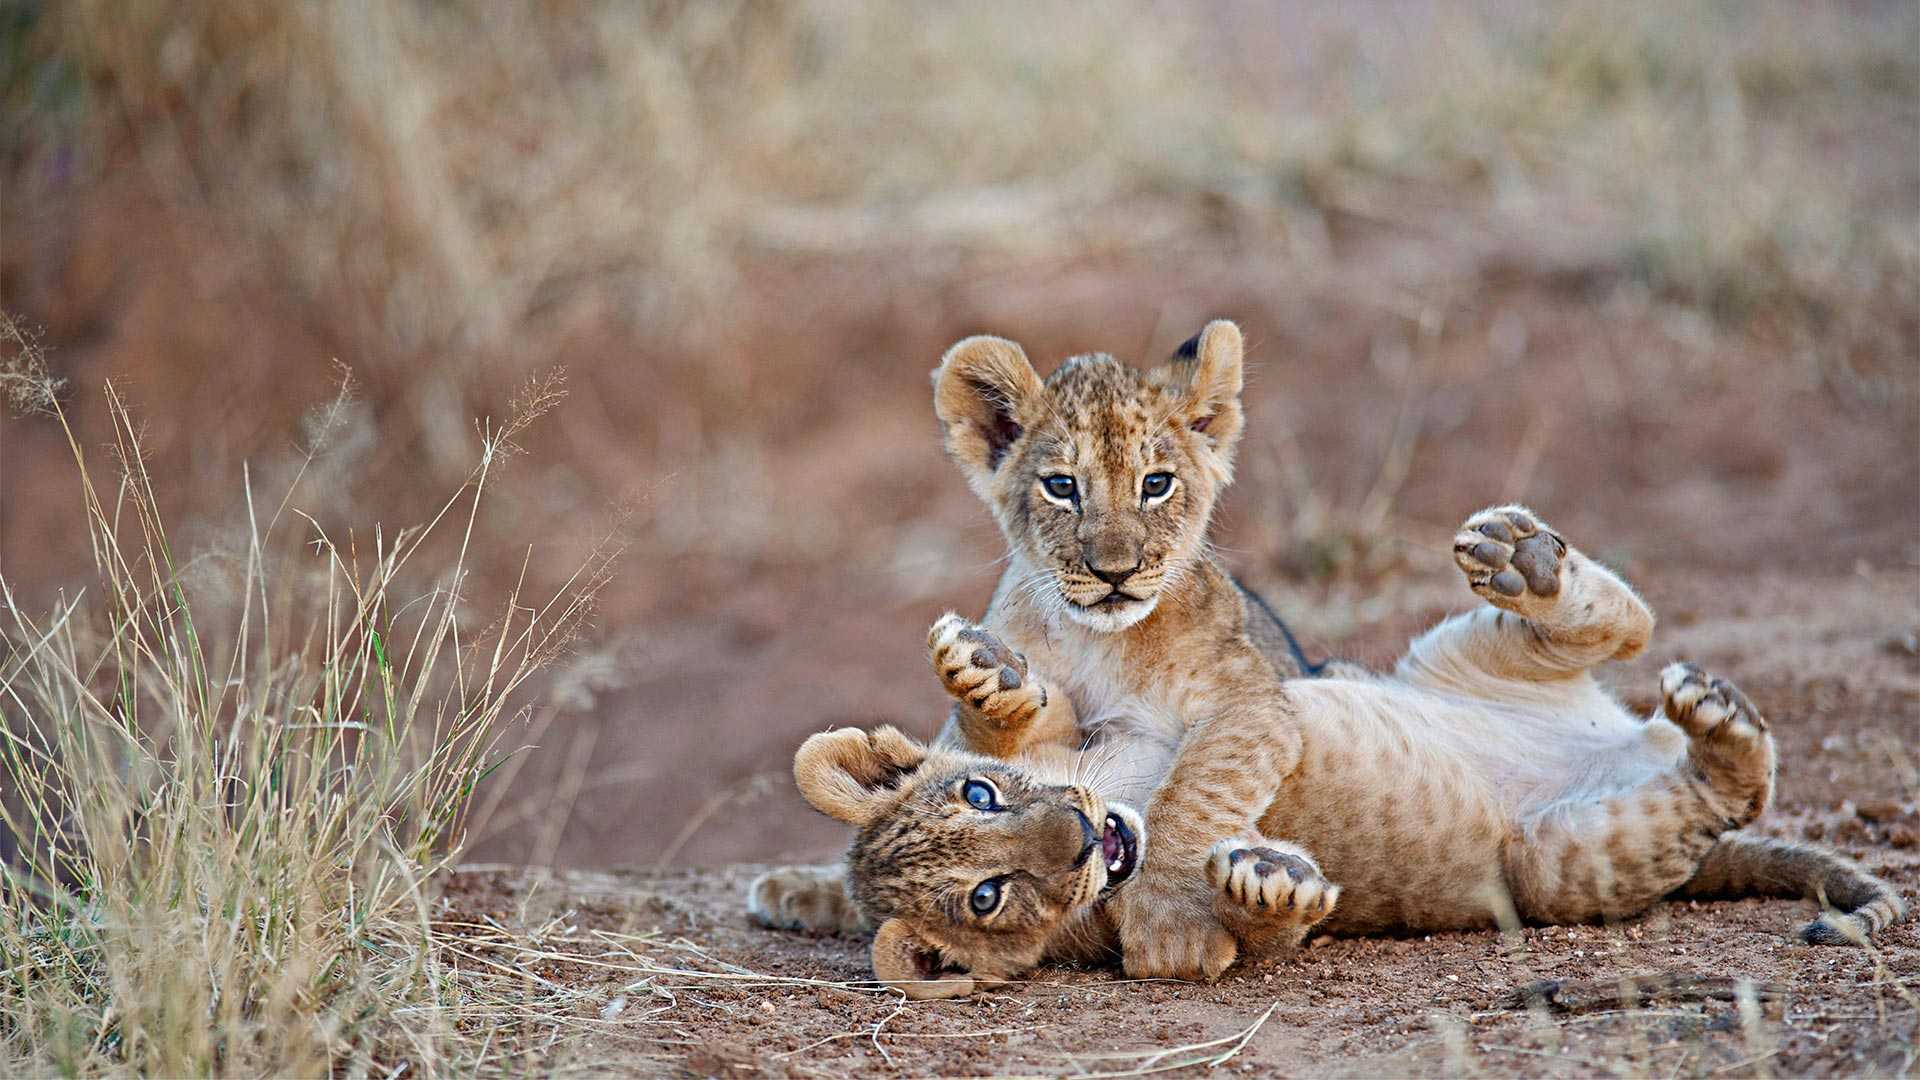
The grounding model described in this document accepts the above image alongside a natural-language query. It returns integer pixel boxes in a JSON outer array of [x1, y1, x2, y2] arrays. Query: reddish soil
[[443, 808, 1917, 1077]]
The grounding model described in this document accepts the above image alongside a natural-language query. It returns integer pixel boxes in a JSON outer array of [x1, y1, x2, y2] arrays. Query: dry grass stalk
[[1050, 999, 1279, 1078]]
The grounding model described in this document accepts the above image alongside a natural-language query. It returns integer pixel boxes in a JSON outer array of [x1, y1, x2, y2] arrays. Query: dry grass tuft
[[0, 313, 622, 1074]]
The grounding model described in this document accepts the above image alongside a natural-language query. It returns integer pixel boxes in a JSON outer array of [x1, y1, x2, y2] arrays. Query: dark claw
[[1724, 683, 1763, 728], [1707, 678, 1765, 731], [1490, 569, 1527, 596]]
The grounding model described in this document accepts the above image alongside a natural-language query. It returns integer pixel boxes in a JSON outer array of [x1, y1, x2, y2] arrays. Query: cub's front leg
[[1111, 671, 1302, 982], [1435, 505, 1655, 681], [1206, 838, 1339, 957], [927, 613, 1077, 757]]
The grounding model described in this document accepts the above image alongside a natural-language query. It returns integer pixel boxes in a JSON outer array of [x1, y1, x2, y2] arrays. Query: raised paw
[[1660, 662, 1775, 821], [746, 865, 866, 935], [1454, 505, 1567, 614], [1660, 662, 1768, 742], [1205, 840, 1339, 928], [928, 613, 1045, 729]]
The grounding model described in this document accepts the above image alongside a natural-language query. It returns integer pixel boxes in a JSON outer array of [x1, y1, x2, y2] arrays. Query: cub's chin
[[1063, 592, 1160, 633]]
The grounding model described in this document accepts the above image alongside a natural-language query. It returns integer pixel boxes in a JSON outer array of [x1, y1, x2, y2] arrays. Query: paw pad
[[1227, 846, 1307, 883], [1455, 506, 1565, 601], [928, 613, 1042, 726]]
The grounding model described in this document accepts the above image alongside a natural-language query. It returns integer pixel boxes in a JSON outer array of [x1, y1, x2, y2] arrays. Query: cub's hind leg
[[1502, 666, 1775, 925], [1402, 505, 1654, 688], [1204, 838, 1339, 959], [746, 863, 867, 935]]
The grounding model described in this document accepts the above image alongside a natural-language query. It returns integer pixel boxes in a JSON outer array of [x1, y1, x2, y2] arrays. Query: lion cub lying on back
[[750, 323, 1904, 997]]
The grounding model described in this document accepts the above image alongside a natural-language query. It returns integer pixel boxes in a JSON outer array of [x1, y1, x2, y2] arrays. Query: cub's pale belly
[[1259, 702, 1511, 935]]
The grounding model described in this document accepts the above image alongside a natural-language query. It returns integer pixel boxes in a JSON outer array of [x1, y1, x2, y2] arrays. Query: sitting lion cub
[[750, 322, 1904, 997]]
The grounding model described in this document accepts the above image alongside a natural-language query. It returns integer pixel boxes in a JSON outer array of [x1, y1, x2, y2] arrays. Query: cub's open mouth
[[1082, 590, 1141, 608], [1099, 813, 1138, 890]]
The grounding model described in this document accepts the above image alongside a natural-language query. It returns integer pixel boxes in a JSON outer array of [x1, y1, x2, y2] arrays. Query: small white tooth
[[1109, 857, 1123, 872]]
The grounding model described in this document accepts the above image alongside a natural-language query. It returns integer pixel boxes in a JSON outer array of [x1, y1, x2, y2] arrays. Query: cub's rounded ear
[[1173, 319, 1245, 468], [870, 918, 975, 1000], [792, 725, 929, 827], [932, 335, 1046, 495]]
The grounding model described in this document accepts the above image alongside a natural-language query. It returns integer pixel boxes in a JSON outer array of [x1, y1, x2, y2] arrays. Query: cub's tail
[[1676, 833, 1905, 945]]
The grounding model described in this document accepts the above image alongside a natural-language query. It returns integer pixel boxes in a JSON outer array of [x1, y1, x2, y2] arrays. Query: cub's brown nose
[[1087, 559, 1141, 586], [1068, 807, 1099, 869]]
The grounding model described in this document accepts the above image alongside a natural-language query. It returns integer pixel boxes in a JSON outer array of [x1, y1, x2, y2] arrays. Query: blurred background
[[3, 1, 1915, 869]]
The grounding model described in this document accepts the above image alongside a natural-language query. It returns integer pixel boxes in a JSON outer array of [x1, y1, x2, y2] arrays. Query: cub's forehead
[[1043, 354, 1165, 411], [1037, 354, 1183, 453]]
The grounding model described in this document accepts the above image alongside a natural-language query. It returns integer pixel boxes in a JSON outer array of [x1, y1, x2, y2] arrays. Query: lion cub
[[750, 323, 1904, 996]]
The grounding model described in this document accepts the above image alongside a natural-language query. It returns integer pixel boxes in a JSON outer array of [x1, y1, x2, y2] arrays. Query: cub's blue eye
[[970, 879, 1003, 915], [1042, 475, 1077, 501], [962, 779, 999, 811], [1141, 472, 1174, 500]]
